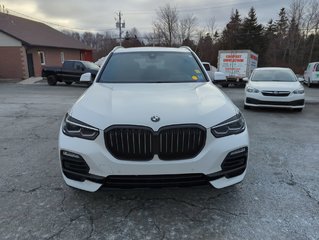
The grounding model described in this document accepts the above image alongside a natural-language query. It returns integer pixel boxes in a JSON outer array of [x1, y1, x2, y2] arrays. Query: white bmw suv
[[59, 47, 249, 192]]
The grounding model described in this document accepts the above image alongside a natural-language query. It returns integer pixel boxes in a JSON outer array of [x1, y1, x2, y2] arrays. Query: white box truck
[[217, 50, 258, 87]]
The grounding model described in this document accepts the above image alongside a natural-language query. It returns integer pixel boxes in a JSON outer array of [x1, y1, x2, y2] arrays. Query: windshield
[[98, 52, 207, 83], [83, 61, 100, 70], [251, 69, 297, 82]]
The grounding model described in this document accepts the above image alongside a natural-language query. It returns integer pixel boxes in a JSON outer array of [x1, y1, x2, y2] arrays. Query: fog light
[[62, 151, 81, 159], [229, 147, 247, 156]]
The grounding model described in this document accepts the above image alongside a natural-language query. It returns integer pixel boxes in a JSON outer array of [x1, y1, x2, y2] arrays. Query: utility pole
[[115, 11, 125, 46]]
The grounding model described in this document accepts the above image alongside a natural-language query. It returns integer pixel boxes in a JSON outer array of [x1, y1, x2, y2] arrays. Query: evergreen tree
[[265, 19, 276, 37], [274, 8, 289, 65], [264, 19, 278, 66], [197, 34, 214, 62], [182, 38, 196, 51], [213, 30, 219, 43], [286, 15, 302, 67], [237, 7, 264, 54], [219, 9, 242, 49], [275, 8, 289, 38]]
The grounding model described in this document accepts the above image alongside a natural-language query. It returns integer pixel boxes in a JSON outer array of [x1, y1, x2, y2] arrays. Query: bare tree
[[179, 14, 197, 44], [153, 4, 179, 46], [61, 30, 81, 41], [306, 0, 319, 61], [206, 17, 216, 37], [288, 0, 306, 26], [286, 0, 306, 67], [129, 27, 140, 39], [82, 32, 96, 48]]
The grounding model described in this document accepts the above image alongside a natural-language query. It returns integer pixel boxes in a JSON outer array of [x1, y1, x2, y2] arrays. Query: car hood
[[70, 82, 238, 130], [248, 81, 303, 91]]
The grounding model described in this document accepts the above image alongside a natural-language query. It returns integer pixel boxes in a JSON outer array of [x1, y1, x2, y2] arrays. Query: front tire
[[294, 108, 303, 112], [65, 81, 72, 85], [47, 75, 57, 86]]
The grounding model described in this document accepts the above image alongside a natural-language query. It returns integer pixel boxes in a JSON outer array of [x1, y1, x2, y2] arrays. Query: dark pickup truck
[[42, 60, 99, 86]]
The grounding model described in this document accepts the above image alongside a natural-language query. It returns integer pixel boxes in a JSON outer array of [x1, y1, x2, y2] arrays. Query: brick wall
[[27, 48, 81, 76], [0, 46, 26, 79], [0, 46, 83, 79]]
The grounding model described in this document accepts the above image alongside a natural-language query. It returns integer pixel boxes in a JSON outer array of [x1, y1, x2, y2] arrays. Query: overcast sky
[[1, 0, 291, 36]]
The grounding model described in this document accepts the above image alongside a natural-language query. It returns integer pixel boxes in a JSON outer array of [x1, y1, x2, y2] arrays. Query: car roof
[[113, 47, 190, 53], [254, 67, 292, 71]]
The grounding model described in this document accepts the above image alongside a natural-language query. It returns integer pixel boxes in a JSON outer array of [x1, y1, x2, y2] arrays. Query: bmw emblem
[[151, 116, 160, 122]]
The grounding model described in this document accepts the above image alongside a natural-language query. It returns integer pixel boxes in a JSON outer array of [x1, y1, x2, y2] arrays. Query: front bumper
[[245, 92, 305, 109], [59, 128, 249, 192]]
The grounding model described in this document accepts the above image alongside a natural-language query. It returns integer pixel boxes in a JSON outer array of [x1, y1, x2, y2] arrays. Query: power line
[[6, 8, 117, 33], [123, 0, 266, 15]]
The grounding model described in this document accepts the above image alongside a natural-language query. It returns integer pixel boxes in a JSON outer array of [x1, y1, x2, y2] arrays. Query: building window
[[38, 51, 46, 65], [60, 52, 65, 63]]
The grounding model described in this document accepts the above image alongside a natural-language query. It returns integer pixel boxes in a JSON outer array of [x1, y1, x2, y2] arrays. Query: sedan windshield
[[251, 69, 297, 82], [98, 52, 207, 83]]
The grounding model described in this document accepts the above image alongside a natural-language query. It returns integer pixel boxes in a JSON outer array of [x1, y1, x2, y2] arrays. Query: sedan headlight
[[292, 88, 304, 94], [246, 86, 260, 93], [62, 114, 99, 140], [211, 112, 246, 138]]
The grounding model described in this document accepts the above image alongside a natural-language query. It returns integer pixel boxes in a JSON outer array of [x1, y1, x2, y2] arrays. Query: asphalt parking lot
[[0, 81, 318, 240]]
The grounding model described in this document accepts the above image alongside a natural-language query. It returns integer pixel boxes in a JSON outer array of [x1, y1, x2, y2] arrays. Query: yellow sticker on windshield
[[195, 70, 201, 74], [192, 75, 198, 81]]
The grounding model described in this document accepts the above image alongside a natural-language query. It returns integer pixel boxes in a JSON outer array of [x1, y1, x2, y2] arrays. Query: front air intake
[[221, 147, 248, 178], [60, 151, 90, 181]]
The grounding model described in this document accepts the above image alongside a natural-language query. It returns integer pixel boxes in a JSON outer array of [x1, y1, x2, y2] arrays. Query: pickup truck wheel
[[65, 81, 72, 85], [47, 75, 57, 86]]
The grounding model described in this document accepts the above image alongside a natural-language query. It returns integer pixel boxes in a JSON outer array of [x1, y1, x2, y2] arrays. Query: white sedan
[[244, 67, 305, 111]]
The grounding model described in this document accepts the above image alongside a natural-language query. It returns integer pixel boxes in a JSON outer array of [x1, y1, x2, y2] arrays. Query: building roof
[[0, 12, 91, 50]]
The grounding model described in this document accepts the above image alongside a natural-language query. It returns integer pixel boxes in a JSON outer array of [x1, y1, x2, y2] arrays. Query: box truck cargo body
[[217, 50, 258, 87]]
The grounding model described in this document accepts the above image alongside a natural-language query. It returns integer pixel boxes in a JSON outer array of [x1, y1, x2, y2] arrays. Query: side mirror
[[298, 77, 304, 82], [80, 72, 92, 82], [213, 72, 226, 81], [243, 77, 249, 81]]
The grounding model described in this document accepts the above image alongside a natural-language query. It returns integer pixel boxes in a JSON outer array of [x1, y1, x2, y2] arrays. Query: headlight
[[62, 114, 99, 140], [246, 86, 259, 93], [292, 88, 304, 94], [211, 112, 246, 138]]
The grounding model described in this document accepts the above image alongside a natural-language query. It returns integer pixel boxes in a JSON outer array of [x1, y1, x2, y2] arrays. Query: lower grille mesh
[[104, 174, 209, 188]]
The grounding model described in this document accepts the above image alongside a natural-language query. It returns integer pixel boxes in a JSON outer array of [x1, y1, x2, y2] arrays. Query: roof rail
[[179, 46, 193, 52], [112, 46, 124, 51]]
